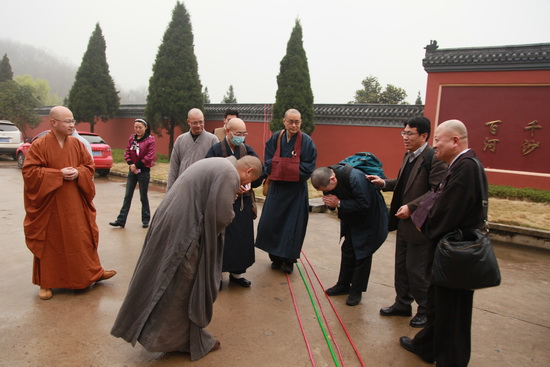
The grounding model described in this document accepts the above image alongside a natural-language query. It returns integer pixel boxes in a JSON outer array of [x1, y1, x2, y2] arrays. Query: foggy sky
[[2, 0, 549, 104]]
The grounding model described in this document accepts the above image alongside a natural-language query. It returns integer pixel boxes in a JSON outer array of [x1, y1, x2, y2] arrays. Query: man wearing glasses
[[21, 106, 116, 300], [206, 118, 264, 288], [367, 116, 447, 327], [167, 108, 218, 191]]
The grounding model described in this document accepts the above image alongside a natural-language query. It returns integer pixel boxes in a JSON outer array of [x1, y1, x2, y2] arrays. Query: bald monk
[[111, 155, 262, 361], [166, 108, 218, 191], [22, 106, 116, 300]]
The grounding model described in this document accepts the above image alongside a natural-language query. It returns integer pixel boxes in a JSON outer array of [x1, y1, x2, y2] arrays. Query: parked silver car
[[0, 120, 23, 159]]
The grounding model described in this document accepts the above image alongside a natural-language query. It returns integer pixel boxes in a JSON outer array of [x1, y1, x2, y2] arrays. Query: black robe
[[255, 130, 317, 260], [205, 140, 262, 272]]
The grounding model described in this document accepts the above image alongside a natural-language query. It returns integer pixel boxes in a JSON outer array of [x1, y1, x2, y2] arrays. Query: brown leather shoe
[[210, 340, 221, 352], [39, 288, 53, 300], [98, 270, 117, 281]]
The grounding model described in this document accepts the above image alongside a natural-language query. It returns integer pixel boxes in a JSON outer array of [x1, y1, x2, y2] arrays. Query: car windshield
[[31, 131, 49, 142], [0, 123, 19, 131], [81, 134, 107, 144]]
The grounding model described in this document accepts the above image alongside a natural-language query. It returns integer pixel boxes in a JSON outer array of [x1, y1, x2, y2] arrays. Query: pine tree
[[203, 86, 211, 104], [67, 23, 119, 132], [0, 53, 14, 82], [415, 91, 423, 105], [271, 19, 315, 135], [221, 85, 237, 103], [145, 1, 203, 156]]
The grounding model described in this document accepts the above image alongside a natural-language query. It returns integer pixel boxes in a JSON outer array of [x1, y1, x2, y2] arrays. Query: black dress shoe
[[380, 304, 412, 317], [229, 275, 251, 287], [409, 314, 427, 328], [109, 221, 125, 228], [399, 336, 434, 363], [325, 284, 350, 296], [271, 261, 282, 270], [142, 223, 149, 228], [282, 262, 294, 274], [345, 292, 362, 306]]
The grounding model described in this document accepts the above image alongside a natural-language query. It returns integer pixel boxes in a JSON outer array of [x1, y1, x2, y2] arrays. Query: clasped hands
[[323, 194, 339, 209], [61, 167, 79, 181]]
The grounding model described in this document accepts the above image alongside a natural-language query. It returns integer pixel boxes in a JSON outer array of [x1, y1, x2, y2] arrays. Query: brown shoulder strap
[[274, 129, 284, 157]]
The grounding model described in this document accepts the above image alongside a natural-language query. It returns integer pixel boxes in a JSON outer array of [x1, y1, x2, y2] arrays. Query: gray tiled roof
[[36, 103, 424, 128], [423, 40, 550, 72]]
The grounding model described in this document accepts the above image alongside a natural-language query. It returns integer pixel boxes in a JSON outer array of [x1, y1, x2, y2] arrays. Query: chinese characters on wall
[[483, 119, 542, 156]]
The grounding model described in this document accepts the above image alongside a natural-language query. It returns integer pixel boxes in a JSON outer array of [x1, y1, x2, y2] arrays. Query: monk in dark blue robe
[[255, 109, 317, 274]]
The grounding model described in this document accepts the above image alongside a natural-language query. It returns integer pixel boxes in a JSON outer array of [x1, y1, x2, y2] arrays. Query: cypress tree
[[221, 85, 237, 103], [145, 1, 203, 156], [0, 53, 14, 82], [271, 19, 315, 135], [68, 23, 120, 133], [203, 87, 211, 104]]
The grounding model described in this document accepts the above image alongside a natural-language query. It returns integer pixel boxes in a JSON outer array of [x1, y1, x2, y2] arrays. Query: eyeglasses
[[189, 120, 204, 126], [52, 118, 76, 124], [231, 131, 248, 137], [400, 131, 419, 137], [285, 120, 301, 126]]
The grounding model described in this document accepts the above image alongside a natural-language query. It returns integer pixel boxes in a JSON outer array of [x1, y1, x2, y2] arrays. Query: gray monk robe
[[111, 157, 240, 361], [166, 130, 218, 191]]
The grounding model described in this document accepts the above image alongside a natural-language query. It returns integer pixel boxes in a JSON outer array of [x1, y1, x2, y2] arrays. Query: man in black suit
[[368, 116, 447, 327], [399, 119, 487, 366]]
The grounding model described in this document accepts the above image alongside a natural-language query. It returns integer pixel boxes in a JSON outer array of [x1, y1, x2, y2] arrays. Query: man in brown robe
[[22, 106, 116, 300], [111, 155, 262, 361]]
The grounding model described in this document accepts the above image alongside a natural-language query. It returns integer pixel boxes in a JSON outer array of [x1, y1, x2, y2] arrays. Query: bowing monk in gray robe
[[111, 155, 262, 361]]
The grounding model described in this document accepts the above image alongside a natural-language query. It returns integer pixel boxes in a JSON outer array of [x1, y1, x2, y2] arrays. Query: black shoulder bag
[[432, 158, 501, 290]]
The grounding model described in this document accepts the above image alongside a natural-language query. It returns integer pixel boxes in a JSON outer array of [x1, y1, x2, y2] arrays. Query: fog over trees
[[0, 38, 147, 104]]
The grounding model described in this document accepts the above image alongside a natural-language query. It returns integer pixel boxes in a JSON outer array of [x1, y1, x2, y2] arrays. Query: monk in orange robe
[[22, 106, 116, 300]]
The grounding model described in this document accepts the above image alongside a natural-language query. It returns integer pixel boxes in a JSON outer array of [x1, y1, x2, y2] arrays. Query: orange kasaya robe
[[22, 131, 105, 289]]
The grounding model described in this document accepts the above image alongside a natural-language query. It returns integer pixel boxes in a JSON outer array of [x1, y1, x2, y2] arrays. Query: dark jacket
[[327, 166, 389, 259], [385, 145, 447, 242]]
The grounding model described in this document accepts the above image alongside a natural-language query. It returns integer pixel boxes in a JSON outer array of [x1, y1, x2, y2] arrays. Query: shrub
[[488, 185, 550, 203]]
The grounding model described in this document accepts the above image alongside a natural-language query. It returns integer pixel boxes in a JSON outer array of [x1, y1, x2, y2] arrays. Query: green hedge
[[488, 185, 550, 203], [112, 149, 169, 164]]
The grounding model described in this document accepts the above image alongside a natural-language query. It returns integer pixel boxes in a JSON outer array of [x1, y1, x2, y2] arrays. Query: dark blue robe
[[205, 140, 262, 272], [255, 130, 317, 260]]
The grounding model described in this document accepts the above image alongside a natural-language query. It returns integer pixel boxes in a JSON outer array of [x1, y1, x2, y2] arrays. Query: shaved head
[[437, 119, 468, 141], [433, 119, 469, 163], [50, 106, 72, 120], [187, 108, 204, 119], [236, 155, 263, 186], [227, 118, 246, 131]]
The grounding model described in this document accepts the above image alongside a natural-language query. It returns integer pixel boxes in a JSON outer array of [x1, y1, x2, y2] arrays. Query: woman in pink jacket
[[110, 119, 156, 228]]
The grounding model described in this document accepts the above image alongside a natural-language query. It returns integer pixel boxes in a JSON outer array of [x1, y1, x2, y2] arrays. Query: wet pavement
[[1, 158, 549, 367]]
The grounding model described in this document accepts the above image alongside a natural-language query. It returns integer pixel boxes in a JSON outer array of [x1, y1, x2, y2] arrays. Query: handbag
[[431, 158, 501, 290], [269, 130, 302, 182]]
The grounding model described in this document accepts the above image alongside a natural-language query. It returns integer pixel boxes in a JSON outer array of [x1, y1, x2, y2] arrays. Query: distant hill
[[0, 38, 77, 99]]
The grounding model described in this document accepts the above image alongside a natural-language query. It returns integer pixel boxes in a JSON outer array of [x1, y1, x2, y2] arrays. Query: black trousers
[[412, 283, 474, 367], [116, 170, 150, 225], [393, 229, 435, 315], [336, 237, 373, 293]]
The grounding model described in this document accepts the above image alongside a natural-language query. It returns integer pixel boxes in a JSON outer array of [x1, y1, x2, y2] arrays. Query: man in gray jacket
[[367, 116, 447, 327]]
